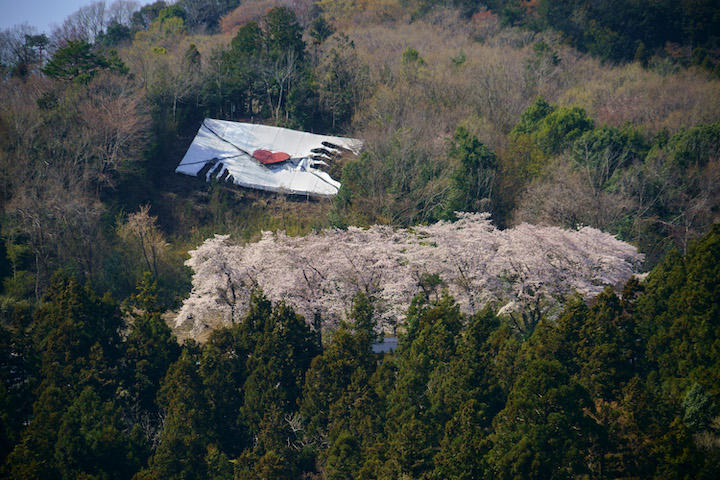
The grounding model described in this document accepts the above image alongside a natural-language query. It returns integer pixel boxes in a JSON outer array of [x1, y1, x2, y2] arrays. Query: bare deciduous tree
[[1, 70, 149, 292], [514, 157, 635, 232], [118, 205, 168, 278], [78, 72, 150, 193], [260, 49, 300, 122], [0, 23, 48, 76], [50, 1, 108, 48], [107, 0, 140, 26]]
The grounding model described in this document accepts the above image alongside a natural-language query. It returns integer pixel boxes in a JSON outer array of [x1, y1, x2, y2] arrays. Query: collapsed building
[[175, 119, 363, 197]]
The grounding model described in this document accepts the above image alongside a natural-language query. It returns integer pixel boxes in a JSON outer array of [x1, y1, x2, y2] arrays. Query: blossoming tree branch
[[177, 213, 643, 337]]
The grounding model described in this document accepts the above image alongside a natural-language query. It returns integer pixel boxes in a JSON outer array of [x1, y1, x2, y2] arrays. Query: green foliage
[[3, 276, 144, 479], [199, 7, 318, 127], [446, 126, 498, 215], [512, 97, 555, 136], [638, 224, 720, 397], [317, 34, 370, 129], [158, 4, 187, 23], [183, 43, 201, 69], [96, 22, 132, 47], [178, 0, 239, 31], [42, 40, 128, 83], [349, 291, 378, 344], [123, 274, 180, 417], [487, 359, 597, 480], [230, 21, 263, 56], [324, 430, 362, 480], [204, 444, 234, 480], [533, 106, 595, 155], [6, 385, 67, 479], [664, 122, 720, 169], [300, 325, 375, 439], [503, 98, 591, 202], [199, 325, 251, 456], [433, 398, 491, 479], [144, 348, 210, 480], [242, 297, 320, 435], [431, 308, 504, 479], [451, 49, 466, 67], [334, 126, 454, 226], [264, 7, 304, 60], [575, 288, 640, 399], [2, 226, 720, 479], [385, 294, 464, 477], [0, 301, 34, 466], [31, 274, 123, 393], [0, 240, 11, 285], [401, 46, 425, 66], [570, 125, 648, 190], [54, 386, 144, 480], [513, 101, 595, 155], [309, 16, 335, 45], [3, 2, 720, 478], [530, 0, 720, 64], [2, 270, 34, 300], [131, 1, 170, 30], [0, 31, 48, 78], [683, 383, 717, 432], [307, 297, 386, 478]]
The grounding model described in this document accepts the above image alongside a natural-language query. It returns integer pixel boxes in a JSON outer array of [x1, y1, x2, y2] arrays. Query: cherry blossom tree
[[176, 213, 643, 338]]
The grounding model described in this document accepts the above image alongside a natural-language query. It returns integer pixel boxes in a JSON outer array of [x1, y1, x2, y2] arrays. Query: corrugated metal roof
[[176, 119, 363, 197]]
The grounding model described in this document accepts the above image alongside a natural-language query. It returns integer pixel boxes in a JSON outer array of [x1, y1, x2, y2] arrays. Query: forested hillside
[[1, 219, 719, 479], [1, 0, 720, 478]]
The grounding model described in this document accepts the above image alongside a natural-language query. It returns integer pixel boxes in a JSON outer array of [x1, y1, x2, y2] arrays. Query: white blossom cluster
[[176, 213, 643, 337]]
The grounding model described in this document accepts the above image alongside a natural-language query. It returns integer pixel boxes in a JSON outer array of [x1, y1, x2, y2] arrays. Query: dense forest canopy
[[1, 222, 719, 479], [1, 0, 720, 478]]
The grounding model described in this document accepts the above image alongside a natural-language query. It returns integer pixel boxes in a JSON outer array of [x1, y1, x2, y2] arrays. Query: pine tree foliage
[[1, 227, 719, 478]]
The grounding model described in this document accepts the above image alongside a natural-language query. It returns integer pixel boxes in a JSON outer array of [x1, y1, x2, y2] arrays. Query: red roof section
[[253, 149, 290, 164]]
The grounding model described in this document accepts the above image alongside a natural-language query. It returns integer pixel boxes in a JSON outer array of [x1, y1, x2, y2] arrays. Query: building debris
[[176, 119, 363, 197]]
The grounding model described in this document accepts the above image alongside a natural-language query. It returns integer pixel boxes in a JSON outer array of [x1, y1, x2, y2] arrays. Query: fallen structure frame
[[175, 119, 363, 197]]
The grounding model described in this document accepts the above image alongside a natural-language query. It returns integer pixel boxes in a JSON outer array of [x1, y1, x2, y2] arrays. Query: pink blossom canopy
[[176, 213, 643, 338]]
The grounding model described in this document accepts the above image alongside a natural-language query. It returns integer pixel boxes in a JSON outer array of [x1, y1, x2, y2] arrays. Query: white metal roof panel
[[176, 119, 362, 197]]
